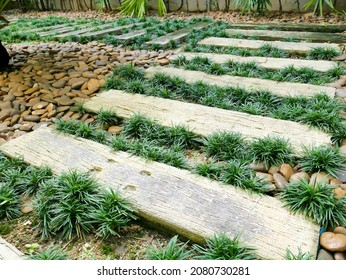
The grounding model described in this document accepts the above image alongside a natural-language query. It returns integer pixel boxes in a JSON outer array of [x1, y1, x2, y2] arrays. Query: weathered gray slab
[[0, 237, 23, 260], [39, 25, 86, 37], [28, 23, 69, 33], [82, 23, 142, 39], [0, 127, 320, 260], [225, 28, 346, 43], [115, 29, 147, 42], [54, 22, 116, 38], [145, 66, 336, 98], [84, 90, 331, 153], [228, 22, 346, 33], [145, 22, 210, 48], [170, 52, 338, 72], [198, 37, 342, 54]]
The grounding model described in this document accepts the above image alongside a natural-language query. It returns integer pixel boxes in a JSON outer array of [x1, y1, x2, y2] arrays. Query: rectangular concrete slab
[[225, 28, 346, 43], [198, 37, 342, 54], [82, 23, 142, 39], [170, 51, 338, 72], [28, 23, 70, 33], [54, 22, 117, 38], [0, 237, 23, 260], [146, 22, 210, 48], [115, 29, 147, 42], [228, 22, 346, 33], [0, 127, 320, 260], [144, 66, 335, 98], [39, 25, 84, 36], [84, 90, 332, 153]]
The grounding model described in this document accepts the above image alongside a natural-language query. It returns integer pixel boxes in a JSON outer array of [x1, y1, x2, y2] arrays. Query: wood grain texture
[[0, 127, 320, 260], [0, 237, 23, 260], [227, 22, 346, 33], [225, 29, 346, 43], [145, 22, 210, 48], [84, 90, 331, 153], [144, 66, 335, 98], [198, 37, 342, 54], [170, 51, 338, 72]]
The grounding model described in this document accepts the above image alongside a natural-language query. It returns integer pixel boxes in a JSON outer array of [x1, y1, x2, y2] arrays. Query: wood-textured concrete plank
[[170, 51, 338, 72], [84, 90, 332, 153], [198, 37, 342, 54], [144, 66, 336, 98], [0, 127, 320, 260]]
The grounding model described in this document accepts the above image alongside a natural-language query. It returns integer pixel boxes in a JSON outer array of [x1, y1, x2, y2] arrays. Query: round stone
[[320, 232, 346, 252]]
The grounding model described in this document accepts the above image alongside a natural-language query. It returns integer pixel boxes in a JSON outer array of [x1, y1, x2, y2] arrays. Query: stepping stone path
[[84, 90, 331, 153], [145, 22, 210, 48], [198, 37, 342, 54], [2, 19, 346, 260], [170, 52, 339, 72], [144, 66, 336, 98], [0, 127, 320, 260], [224, 28, 346, 43]]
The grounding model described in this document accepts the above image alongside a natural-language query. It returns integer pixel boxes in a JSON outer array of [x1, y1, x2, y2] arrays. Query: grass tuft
[[28, 246, 69, 260], [298, 145, 346, 177], [280, 179, 346, 228], [92, 189, 137, 239], [147, 235, 193, 260], [203, 131, 247, 161], [0, 184, 21, 220], [249, 136, 294, 169], [193, 233, 257, 260], [284, 247, 314, 260]]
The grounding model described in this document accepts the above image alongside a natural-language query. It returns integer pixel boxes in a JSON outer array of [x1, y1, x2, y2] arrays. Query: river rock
[[334, 227, 346, 236], [255, 172, 274, 182], [310, 172, 330, 186], [52, 80, 67, 88], [32, 101, 48, 110], [334, 188, 346, 199], [289, 172, 310, 184], [268, 165, 280, 175], [279, 163, 294, 181], [23, 115, 40, 122], [334, 252, 346, 260], [273, 172, 288, 189], [320, 232, 346, 252], [249, 161, 267, 172], [317, 249, 334, 260]]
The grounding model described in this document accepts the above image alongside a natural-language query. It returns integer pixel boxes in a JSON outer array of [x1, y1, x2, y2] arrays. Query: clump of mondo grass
[[33, 170, 136, 240], [280, 179, 346, 228], [284, 247, 314, 260], [0, 183, 21, 220], [192, 233, 257, 260], [27, 246, 69, 260], [202, 131, 248, 161], [298, 145, 346, 178], [96, 109, 120, 127], [306, 47, 341, 60], [219, 160, 269, 193], [122, 114, 201, 150], [146, 235, 193, 260], [249, 136, 295, 170]]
